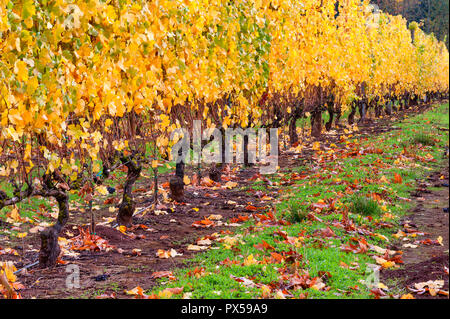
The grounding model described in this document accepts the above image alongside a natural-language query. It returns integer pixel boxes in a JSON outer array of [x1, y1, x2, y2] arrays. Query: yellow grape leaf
[[9, 208, 21, 222], [96, 186, 108, 196], [14, 60, 28, 82], [312, 142, 320, 151], [243, 254, 258, 266], [224, 181, 238, 189]]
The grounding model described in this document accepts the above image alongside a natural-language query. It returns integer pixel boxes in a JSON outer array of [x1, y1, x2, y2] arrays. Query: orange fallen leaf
[[393, 173, 403, 184]]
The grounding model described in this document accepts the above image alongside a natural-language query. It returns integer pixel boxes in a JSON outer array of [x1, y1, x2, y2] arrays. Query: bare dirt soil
[[382, 163, 449, 299]]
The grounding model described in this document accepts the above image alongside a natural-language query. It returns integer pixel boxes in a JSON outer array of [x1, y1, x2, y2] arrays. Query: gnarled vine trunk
[[39, 190, 69, 268], [325, 105, 334, 131], [209, 127, 226, 182], [116, 156, 142, 227], [348, 103, 357, 125], [289, 107, 302, 146], [310, 110, 322, 138], [170, 148, 185, 202], [357, 100, 366, 123]]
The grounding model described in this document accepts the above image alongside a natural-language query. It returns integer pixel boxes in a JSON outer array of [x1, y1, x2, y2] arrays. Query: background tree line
[[371, 0, 449, 48]]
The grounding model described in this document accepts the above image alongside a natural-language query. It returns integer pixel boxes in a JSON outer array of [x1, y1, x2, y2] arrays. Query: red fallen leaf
[[230, 215, 249, 223], [270, 252, 284, 263], [370, 288, 387, 299], [274, 230, 289, 240], [382, 251, 404, 264], [132, 188, 148, 193], [420, 238, 441, 246], [221, 175, 231, 182], [245, 205, 259, 212], [254, 240, 275, 251], [249, 173, 262, 181], [307, 213, 324, 223], [191, 174, 199, 186], [197, 234, 219, 242], [314, 227, 336, 238], [340, 237, 368, 254], [201, 177, 216, 187], [187, 267, 206, 278], [70, 227, 114, 252], [103, 197, 116, 205], [192, 218, 215, 228], [220, 258, 240, 266], [393, 173, 403, 184], [204, 192, 220, 198], [162, 181, 170, 189], [151, 271, 176, 280], [56, 258, 68, 265], [254, 211, 276, 223], [131, 224, 148, 230]]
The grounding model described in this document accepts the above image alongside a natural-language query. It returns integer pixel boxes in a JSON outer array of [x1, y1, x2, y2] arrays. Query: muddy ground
[[382, 163, 449, 299]]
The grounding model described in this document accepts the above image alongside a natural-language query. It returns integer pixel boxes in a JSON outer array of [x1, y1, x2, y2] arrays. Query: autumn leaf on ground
[[224, 181, 238, 189], [340, 237, 368, 254], [200, 177, 216, 187], [254, 240, 275, 251], [409, 280, 446, 296], [379, 175, 389, 184], [187, 244, 209, 251], [70, 227, 115, 252], [151, 271, 176, 281], [312, 142, 321, 151], [393, 173, 403, 184], [230, 215, 249, 223], [156, 248, 182, 258], [192, 218, 215, 228], [0, 247, 19, 256], [187, 267, 207, 278], [159, 287, 183, 298], [243, 254, 259, 266], [0, 261, 23, 299], [125, 286, 157, 299]]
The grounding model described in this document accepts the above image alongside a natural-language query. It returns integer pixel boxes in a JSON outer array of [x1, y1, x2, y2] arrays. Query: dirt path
[[382, 162, 449, 299]]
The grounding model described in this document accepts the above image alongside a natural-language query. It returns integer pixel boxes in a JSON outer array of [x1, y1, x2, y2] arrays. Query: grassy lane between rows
[[144, 103, 449, 299]]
